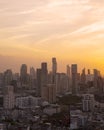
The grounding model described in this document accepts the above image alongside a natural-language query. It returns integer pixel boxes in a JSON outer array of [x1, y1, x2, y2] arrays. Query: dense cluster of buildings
[[0, 57, 104, 130]]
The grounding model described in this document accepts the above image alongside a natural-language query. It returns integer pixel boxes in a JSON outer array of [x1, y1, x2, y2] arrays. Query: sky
[[0, 0, 104, 73]]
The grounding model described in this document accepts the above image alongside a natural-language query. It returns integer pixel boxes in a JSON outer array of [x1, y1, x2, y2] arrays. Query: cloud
[[0, 0, 104, 47]]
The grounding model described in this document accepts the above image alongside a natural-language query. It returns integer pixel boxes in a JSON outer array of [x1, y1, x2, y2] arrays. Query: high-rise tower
[[52, 57, 57, 84], [20, 64, 29, 87], [71, 64, 78, 94]]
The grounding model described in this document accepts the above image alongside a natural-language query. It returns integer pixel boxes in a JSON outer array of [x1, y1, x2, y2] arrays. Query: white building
[[16, 96, 41, 108], [82, 94, 95, 112], [70, 110, 88, 129], [3, 85, 15, 109]]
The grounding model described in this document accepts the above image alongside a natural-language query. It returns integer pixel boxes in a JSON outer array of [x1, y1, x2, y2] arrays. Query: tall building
[[71, 64, 78, 94], [88, 69, 91, 75], [93, 69, 100, 90], [56, 73, 69, 94], [4, 69, 13, 86], [20, 64, 27, 77], [82, 94, 95, 112], [66, 65, 71, 91], [20, 64, 28, 85], [30, 67, 36, 89], [30, 67, 36, 79], [81, 68, 86, 84], [41, 62, 48, 85], [3, 85, 15, 109], [52, 57, 57, 84], [36, 69, 42, 96], [41, 62, 48, 97], [67, 65, 70, 78], [41, 84, 56, 103], [52, 57, 57, 75], [56, 73, 61, 94]]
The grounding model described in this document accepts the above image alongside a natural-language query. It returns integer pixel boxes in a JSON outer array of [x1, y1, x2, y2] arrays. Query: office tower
[[4, 69, 13, 86], [93, 69, 100, 90], [56, 73, 61, 94], [20, 64, 28, 85], [30, 67, 36, 89], [30, 67, 36, 79], [82, 94, 95, 112], [41, 62, 48, 97], [60, 73, 69, 94], [56, 73, 69, 94], [71, 64, 78, 94], [52, 57, 57, 75], [3, 85, 15, 109], [81, 68, 86, 84], [66, 65, 71, 91], [52, 57, 57, 84], [20, 64, 27, 76], [41, 84, 56, 103], [67, 65, 70, 78], [88, 69, 90, 75], [36, 69, 42, 96], [20, 64, 31, 89], [97, 76, 103, 93], [41, 62, 48, 85]]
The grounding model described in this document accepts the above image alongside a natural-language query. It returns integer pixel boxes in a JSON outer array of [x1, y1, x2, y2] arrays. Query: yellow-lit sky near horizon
[[0, 0, 104, 74]]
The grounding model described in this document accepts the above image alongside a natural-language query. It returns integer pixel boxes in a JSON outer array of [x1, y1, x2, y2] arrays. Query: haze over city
[[0, 0, 104, 73]]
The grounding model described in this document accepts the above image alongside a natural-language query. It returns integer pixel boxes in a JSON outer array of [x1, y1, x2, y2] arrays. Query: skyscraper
[[81, 68, 86, 84], [41, 62, 48, 98], [41, 62, 48, 85], [30, 67, 35, 79], [66, 65, 71, 92], [4, 69, 13, 86], [52, 57, 57, 84], [20, 64, 28, 85], [36, 68, 42, 96], [93, 69, 100, 91], [71, 64, 78, 94], [30, 67, 36, 89], [52, 58, 57, 74], [66, 65, 70, 78]]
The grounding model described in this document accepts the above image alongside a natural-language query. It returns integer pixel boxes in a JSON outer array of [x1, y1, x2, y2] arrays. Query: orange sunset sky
[[0, 0, 104, 73]]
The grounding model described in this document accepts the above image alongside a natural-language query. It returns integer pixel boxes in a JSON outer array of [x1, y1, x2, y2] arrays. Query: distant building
[[16, 96, 41, 108], [3, 85, 15, 109], [71, 64, 78, 94], [41, 62, 48, 96], [52, 57, 57, 84], [20, 64, 30, 89], [93, 69, 100, 90], [30, 67, 36, 79], [66, 65, 71, 92], [20, 64, 28, 85], [41, 84, 56, 103], [81, 68, 86, 84], [4, 69, 13, 86], [30, 67, 36, 89], [82, 94, 95, 112], [36, 68, 42, 96], [56, 73, 69, 94]]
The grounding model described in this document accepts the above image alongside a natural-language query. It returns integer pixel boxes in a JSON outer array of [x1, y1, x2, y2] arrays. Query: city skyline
[[0, 0, 104, 73], [0, 59, 102, 76]]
